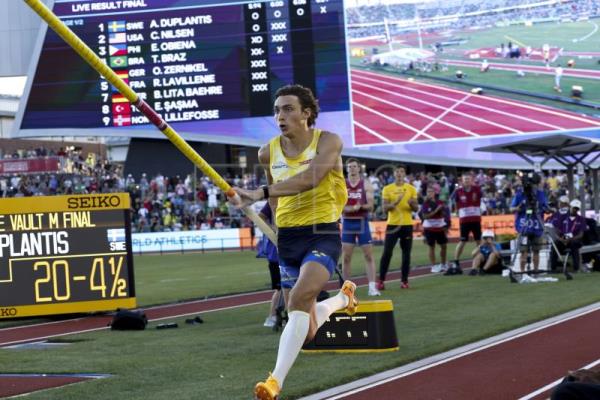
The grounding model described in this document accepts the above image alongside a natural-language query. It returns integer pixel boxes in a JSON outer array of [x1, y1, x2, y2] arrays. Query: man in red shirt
[[447, 173, 482, 275], [341, 158, 380, 296], [421, 186, 449, 273]]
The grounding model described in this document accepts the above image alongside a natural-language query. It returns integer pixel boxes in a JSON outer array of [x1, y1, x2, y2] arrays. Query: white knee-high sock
[[314, 291, 349, 329], [272, 310, 310, 388]]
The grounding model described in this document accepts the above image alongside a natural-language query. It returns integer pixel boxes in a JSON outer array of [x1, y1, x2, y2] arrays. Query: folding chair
[[545, 225, 574, 281]]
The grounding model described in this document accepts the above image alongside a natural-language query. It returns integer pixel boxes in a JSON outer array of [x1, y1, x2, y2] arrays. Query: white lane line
[[301, 302, 600, 400], [411, 93, 473, 141], [518, 357, 600, 400], [572, 20, 599, 43], [353, 84, 480, 136], [352, 101, 422, 134], [353, 73, 563, 132], [353, 69, 600, 126], [353, 120, 394, 144]]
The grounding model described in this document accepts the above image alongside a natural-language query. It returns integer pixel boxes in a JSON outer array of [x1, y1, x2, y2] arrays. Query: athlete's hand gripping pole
[[23, 0, 277, 243]]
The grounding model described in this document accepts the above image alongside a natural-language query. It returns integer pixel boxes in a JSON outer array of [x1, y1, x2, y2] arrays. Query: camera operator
[[549, 199, 587, 273], [510, 173, 549, 276]]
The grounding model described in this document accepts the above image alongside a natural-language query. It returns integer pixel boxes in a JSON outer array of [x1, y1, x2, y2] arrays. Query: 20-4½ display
[[16, 0, 351, 145], [0, 194, 135, 318]]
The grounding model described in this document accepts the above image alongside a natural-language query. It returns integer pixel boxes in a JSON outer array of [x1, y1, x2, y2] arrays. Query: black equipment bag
[[110, 309, 148, 330]]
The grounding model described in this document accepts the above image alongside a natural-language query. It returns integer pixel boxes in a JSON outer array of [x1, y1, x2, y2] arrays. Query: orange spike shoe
[[254, 373, 280, 400], [341, 280, 359, 316]]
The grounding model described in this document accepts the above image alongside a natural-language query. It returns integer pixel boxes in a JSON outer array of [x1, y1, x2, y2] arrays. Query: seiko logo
[[67, 195, 121, 209], [0, 307, 17, 317], [272, 163, 288, 170]]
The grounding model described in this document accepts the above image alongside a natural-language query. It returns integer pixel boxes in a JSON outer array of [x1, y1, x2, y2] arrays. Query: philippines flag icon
[[109, 32, 127, 44], [107, 228, 126, 243], [107, 20, 126, 33], [109, 44, 127, 56]]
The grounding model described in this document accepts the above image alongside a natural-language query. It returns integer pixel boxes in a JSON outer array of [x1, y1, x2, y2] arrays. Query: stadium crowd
[[346, 0, 600, 39], [0, 145, 597, 234]]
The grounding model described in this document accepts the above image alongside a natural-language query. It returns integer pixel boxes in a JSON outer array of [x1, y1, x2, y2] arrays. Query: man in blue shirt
[[469, 230, 503, 275], [510, 173, 549, 276]]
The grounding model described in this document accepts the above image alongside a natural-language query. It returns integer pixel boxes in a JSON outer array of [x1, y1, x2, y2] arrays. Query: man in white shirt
[[554, 64, 563, 93], [480, 59, 489, 72]]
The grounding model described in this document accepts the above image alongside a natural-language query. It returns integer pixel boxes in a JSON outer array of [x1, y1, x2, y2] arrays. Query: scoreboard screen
[[0, 193, 136, 319], [14, 0, 352, 145]]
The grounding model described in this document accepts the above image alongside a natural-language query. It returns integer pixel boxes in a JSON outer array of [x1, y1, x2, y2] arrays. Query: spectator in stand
[[207, 183, 219, 216], [421, 186, 450, 273], [447, 173, 483, 275], [546, 171, 558, 192], [199, 219, 211, 230]]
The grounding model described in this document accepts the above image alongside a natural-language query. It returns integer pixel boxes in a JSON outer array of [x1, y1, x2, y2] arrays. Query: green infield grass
[[352, 20, 600, 69], [0, 242, 474, 329], [2, 268, 599, 399]]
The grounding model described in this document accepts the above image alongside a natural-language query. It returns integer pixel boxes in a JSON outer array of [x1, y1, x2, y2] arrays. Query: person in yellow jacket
[[232, 84, 358, 400], [377, 165, 419, 289]]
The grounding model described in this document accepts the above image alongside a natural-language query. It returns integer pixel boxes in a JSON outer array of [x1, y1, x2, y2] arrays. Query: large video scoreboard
[[15, 0, 351, 145], [0, 193, 136, 319]]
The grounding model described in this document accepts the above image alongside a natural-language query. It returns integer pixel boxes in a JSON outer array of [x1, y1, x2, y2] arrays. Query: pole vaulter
[[23, 0, 277, 243]]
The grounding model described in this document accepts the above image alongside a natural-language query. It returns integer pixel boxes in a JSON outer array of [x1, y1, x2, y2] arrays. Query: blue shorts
[[341, 218, 372, 246], [277, 223, 341, 289]]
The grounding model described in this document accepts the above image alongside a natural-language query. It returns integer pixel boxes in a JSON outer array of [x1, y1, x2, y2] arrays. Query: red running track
[[0, 376, 91, 398], [326, 307, 600, 400], [350, 68, 600, 146]]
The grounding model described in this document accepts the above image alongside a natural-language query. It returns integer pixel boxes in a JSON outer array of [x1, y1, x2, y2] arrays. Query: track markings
[[410, 93, 475, 141], [518, 357, 600, 400], [353, 71, 569, 136], [301, 302, 600, 400], [353, 68, 600, 126]]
